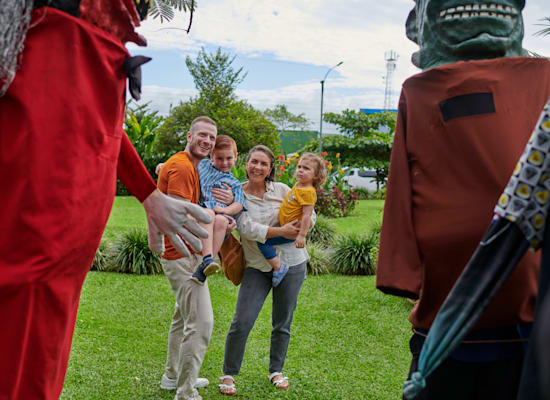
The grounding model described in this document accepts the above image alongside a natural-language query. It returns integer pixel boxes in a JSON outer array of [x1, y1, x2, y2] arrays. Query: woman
[[216, 145, 311, 396]]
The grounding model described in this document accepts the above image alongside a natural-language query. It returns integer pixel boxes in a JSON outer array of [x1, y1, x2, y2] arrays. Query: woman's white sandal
[[219, 375, 236, 396], [268, 372, 289, 390]]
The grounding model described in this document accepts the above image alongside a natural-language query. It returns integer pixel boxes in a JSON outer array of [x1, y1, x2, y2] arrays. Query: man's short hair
[[213, 135, 237, 156], [190, 116, 216, 133]]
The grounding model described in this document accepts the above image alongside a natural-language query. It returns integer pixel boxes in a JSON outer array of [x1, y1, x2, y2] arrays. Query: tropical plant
[[124, 101, 166, 174], [111, 229, 162, 275], [91, 240, 109, 271], [274, 153, 300, 187], [138, 0, 195, 24], [331, 232, 379, 275], [535, 17, 550, 38], [316, 186, 358, 218], [307, 216, 337, 247], [306, 242, 331, 275]]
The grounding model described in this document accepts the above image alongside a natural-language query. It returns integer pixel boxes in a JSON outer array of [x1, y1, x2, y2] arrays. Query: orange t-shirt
[[157, 151, 200, 260]]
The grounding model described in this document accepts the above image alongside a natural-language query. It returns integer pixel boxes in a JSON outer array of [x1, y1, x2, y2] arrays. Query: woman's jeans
[[223, 262, 306, 375]]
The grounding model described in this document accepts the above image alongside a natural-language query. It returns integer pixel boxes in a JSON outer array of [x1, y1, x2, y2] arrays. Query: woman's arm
[[267, 220, 301, 239]]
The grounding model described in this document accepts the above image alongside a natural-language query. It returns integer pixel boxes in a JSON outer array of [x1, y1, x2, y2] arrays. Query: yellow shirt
[[278, 185, 317, 226]]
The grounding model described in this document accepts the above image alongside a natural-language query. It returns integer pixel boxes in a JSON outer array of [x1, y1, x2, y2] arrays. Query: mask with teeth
[[406, 0, 528, 69]]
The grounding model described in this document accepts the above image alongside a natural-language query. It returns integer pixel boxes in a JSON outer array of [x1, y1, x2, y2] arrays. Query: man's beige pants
[[162, 255, 213, 400]]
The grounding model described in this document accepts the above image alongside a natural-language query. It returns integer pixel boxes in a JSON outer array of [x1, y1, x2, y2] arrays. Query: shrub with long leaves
[[307, 216, 336, 247], [306, 242, 331, 275], [331, 232, 379, 275], [111, 229, 162, 275], [91, 240, 109, 271]]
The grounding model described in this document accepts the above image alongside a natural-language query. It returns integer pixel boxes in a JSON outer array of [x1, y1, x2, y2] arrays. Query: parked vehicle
[[342, 168, 379, 191]]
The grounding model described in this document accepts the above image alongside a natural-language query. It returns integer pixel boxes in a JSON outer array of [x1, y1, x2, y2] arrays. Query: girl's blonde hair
[[299, 152, 327, 190]]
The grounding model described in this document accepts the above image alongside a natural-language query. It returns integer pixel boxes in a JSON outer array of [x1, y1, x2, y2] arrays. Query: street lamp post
[[319, 61, 343, 154]]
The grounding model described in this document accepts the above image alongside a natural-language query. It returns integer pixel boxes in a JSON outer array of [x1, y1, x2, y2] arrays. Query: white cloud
[[133, 0, 550, 131]]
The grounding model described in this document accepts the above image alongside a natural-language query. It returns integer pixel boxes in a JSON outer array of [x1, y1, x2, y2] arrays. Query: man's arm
[[294, 205, 313, 248]]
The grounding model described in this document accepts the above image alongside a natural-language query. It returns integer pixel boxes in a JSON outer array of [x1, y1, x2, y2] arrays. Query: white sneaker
[[161, 374, 210, 390], [174, 395, 202, 400]]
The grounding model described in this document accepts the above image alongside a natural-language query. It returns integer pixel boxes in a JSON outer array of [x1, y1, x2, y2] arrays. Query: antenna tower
[[383, 50, 399, 110]]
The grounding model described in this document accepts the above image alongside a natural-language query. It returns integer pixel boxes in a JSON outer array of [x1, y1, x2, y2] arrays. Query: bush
[[331, 232, 379, 275], [352, 187, 371, 200], [91, 240, 109, 271], [306, 242, 331, 275], [352, 187, 386, 200], [111, 229, 162, 275], [316, 187, 359, 218], [307, 216, 337, 247]]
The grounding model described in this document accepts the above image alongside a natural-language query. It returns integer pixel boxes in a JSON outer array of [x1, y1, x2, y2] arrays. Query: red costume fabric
[[377, 57, 550, 330], [0, 7, 156, 399]]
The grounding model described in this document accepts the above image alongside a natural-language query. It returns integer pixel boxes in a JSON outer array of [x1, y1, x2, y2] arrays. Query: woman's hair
[[213, 135, 237, 156], [299, 152, 328, 190], [246, 145, 275, 182]]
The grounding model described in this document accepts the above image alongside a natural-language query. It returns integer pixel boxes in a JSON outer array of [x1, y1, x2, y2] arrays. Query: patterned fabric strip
[[495, 99, 550, 249]]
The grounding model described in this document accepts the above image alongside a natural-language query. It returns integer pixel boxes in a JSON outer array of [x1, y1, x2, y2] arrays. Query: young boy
[[191, 135, 246, 285]]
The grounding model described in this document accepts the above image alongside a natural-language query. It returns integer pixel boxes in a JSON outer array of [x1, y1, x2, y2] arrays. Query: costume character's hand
[[211, 183, 233, 205], [143, 189, 211, 256]]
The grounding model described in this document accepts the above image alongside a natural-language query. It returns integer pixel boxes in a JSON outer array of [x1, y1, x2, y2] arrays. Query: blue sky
[[128, 0, 550, 133]]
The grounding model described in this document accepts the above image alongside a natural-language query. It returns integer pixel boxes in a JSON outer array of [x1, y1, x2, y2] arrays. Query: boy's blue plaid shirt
[[198, 159, 246, 212]]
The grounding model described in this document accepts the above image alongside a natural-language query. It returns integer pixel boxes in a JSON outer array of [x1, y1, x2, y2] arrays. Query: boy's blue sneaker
[[272, 263, 289, 287], [191, 258, 220, 285]]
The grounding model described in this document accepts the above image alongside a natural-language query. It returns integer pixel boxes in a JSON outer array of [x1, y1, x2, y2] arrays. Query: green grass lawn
[[62, 273, 412, 400], [62, 197, 413, 399], [330, 200, 384, 235], [102, 197, 384, 241]]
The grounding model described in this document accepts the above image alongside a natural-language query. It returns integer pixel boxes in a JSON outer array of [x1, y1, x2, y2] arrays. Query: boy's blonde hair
[[300, 152, 327, 190], [213, 135, 237, 156]]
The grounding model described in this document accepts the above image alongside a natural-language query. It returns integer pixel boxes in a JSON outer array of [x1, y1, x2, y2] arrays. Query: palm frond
[[534, 17, 550, 37], [148, 0, 195, 23]]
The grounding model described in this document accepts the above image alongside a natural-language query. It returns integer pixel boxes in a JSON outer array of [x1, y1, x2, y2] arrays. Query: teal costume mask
[[406, 0, 528, 69]]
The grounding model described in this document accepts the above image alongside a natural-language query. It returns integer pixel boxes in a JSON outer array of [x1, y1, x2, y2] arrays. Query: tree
[[185, 47, 247, 107], [157, 97, 280, 155], [322, 109, 396, 140], [157, 48, 279, 156], [264, 104, 310, 132], [303, 110, 397, 188]]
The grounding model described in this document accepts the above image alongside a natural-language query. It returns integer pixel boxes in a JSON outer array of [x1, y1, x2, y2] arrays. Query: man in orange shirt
[[157, 116, 219, 400]]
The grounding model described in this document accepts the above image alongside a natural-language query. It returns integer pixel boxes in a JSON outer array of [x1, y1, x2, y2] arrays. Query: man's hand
[[211, 183, 233, 205], [155, 163, 165, 175], [143, 189, 211, 256], [225, 215, 237, 233], [295, 234, 306, 248]]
